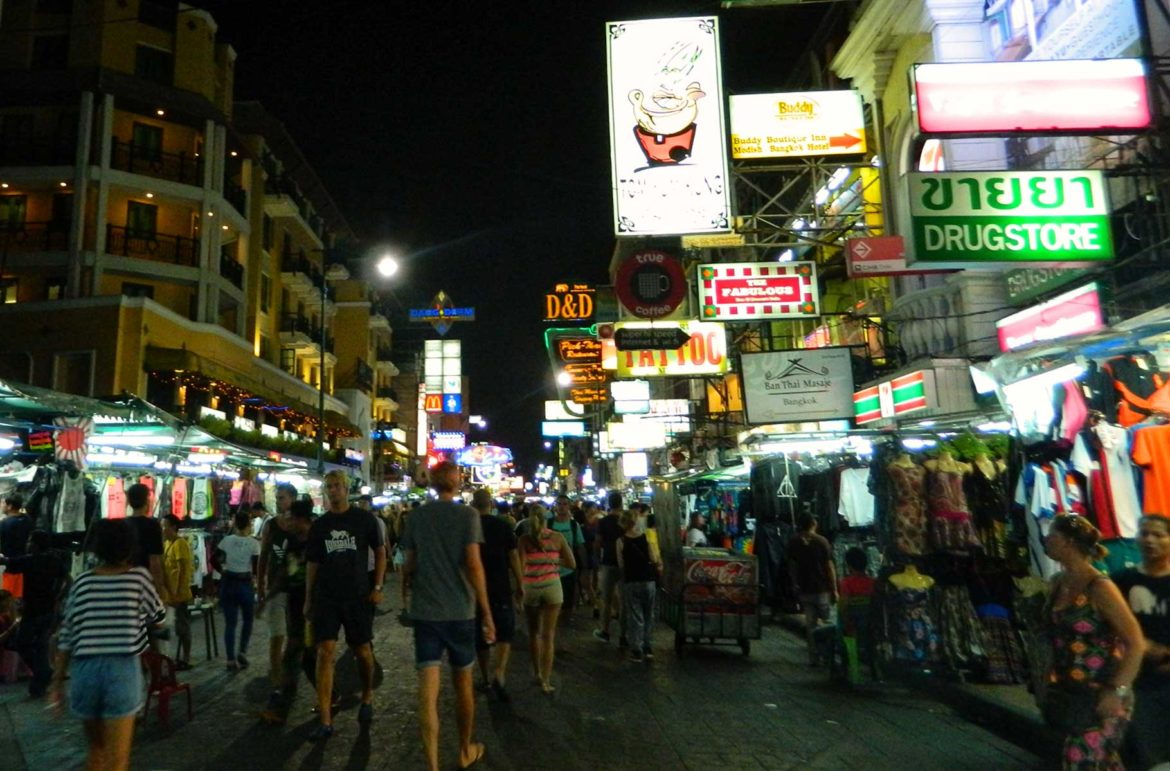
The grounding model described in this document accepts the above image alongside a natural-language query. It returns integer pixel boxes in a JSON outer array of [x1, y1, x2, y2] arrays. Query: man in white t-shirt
[[685, 513, 708, 547]]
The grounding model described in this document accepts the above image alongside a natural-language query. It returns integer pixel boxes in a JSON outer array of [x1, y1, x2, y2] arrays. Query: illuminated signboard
[[542, 421, 587, 438], [741, 348, 855, 425], [995, 283, 1104, 352], [606, 16, 731, 235], [431, 431, 466, 451], [410, 291, 474, 336], [622, 452, 650, 478], [697, 262, 819, 320], [908, 171, 1113, 265], [914, 59, 1150, 136], [544, 283, 596, 323], [569, 387, 608, 405], [1005, 267, 1091, 305], [545, 400, 586, 421], [564, 362, 607, 385], [423, 394, 443, 413], [853, 371, 936, 425], [555, 337, 601, 364], [606, 420, 667, 450], [605, 321, 728, 378], [729, 90, 865, 159], [456, 444, 514, 467], [610, 380, 650, 401]]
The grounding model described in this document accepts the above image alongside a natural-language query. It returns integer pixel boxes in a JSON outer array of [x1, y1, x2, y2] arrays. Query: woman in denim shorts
[[518, 504, 576, 694], [51, 519, 166, 771]]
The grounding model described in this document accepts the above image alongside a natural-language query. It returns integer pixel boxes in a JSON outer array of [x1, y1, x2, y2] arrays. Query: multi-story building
[[0, 0, 395, 476]]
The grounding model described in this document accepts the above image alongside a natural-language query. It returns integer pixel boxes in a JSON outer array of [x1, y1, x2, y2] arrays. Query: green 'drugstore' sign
[[908, 171, 1113, 265]]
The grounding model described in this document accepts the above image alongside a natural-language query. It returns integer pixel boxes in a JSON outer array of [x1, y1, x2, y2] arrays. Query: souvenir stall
[[674, 465, 751, 552]]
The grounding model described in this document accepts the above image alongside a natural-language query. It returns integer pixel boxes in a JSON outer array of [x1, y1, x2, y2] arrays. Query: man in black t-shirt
[[471, 489, 522, 702], [1, 529, 66, 697], [304, 470, 384, 741], [788, 512, 837, 666], [593, 491, 627, 644], [125, 483, 164, 595]]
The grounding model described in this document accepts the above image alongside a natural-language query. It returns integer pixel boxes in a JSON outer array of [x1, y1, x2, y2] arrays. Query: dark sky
[[199, 0, 833, 475]]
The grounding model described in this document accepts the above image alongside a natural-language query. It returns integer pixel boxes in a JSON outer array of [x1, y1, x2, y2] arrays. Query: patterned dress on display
[[927, 468, 983, 553], [888, 464, 928, 556], [890, 586, 940, 664]]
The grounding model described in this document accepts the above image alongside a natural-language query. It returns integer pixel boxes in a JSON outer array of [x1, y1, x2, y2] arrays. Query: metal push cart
[[662, 546, 761, 655]]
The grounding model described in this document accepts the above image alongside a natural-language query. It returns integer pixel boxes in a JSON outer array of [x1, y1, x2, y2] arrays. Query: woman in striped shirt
[[518, 504, 575, 694], [51, 519, 166, 771]]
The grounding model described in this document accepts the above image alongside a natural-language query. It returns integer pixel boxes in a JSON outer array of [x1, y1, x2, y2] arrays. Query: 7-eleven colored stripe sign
[[854, 370, 935, 424]]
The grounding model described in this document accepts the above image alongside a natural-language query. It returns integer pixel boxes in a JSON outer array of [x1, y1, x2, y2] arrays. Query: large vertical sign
[[606, 17, 731, 235]]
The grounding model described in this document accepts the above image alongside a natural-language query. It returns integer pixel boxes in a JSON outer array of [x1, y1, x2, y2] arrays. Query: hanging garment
[[1132, 424, 1170, 518], [927, 468, 981, 553], [101, 476, 126, 520], [838, 467, 875, 527], [888, 463, 928, 556], [1059, 381, 1090, 444], [54, 468, 87, 533], [964, 464, 1009, 560], [889, 586, 940, 664], [171, 478, 188, 519], [1014, 464, 1060, 579], [936, 584, 988, 672], [190, 478, 212, 520], [975, 604, 1028, 685], [1092, 423, 1141, 538]]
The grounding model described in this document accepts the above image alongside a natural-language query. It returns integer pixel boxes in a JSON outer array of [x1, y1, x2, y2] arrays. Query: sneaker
[[628, 650, 643, 663], [618, 635, 629, 649], [236, 654, 249, 669], [308, 723, 334, 741], [357, 703, 373, 724], [643, 648, 654, 660], [490, 679, 511, 704], [592, 629, 610, 642]]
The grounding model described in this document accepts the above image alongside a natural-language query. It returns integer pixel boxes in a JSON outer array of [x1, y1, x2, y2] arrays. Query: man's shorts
[[800, 592, 833, 627], [475, 602, 515, 651], [70, 654, 144, 720], [313, 598, 374, 646], [598, 565, 621, 597], [413, 619, 476, 670], [264, 592, 289, 636]]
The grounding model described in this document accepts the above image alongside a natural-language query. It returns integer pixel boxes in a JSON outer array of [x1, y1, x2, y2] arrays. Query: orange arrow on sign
[[829, 133, 862, 149]]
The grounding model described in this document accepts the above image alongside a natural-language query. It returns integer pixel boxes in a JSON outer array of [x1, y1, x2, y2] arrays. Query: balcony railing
[[351, 359, 374, 392], [281, 250, 324, 290], [376, 345, 393, 361], [219, 250, 243, 288], [0, 137, 75, 167], [376, 386, 398, 400], [109, 139, 203, 186], [281, 313, 314, 338], [0, 222, 70, 252], [223, 180, 247, 216], [105, 224, 198, 266]]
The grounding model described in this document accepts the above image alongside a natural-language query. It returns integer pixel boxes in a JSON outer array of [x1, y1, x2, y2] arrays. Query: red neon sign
[[915, 59, 1150, 136]]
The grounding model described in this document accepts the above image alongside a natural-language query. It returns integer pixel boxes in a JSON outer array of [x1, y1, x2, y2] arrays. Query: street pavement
[[0, 573, 1051, 770]]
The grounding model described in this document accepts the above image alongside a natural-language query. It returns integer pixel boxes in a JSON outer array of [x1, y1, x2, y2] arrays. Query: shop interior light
[[974, 420, 1014, 433], [901, 438, 937, 451], [1003, 362, 1086, 400], [0, 437, 15, 451], [87, 451, 158, 466], [89, 434, 176, 447]]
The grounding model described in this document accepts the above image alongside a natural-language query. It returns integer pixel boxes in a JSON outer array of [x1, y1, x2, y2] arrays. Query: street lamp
[[376, 254, 399, 278]]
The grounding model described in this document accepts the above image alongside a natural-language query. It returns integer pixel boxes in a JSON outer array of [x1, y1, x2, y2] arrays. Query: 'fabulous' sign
[[908, 171, 1113, 266], [741, 348, 855, 425], [697, 261, 819, 320]]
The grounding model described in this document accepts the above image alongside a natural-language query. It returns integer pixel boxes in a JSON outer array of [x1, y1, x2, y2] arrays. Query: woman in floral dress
[[1044, 515, 1144, 770]]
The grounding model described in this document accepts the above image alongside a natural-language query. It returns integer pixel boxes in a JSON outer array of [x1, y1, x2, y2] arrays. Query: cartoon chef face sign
[[628, 40, 706, 165]]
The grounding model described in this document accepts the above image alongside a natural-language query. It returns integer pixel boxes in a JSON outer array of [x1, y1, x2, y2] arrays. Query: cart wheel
[[739, 638, 751, 656], [674, 632, 684, 655]]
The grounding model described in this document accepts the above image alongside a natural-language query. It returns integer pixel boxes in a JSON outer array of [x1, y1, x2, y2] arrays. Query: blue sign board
[[443, 394, 463, 414]]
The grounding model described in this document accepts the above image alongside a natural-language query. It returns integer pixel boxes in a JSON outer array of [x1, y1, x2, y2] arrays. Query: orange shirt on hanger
[[1131, 424, 1170, 516]]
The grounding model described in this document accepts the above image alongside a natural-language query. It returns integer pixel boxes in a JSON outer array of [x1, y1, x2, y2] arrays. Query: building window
[[30, 34, 69, 70], [258, 333, 271, 360], [262, 214, 274, 251], [0, 196, 27, 230], [0, 279, 17, 304], [50, 193, 72, 230], [122, 282, 154, 299], [45, 278, 65, 300], [138, 0, 177, 30], [260, 273, 271, 313], [134, 45, 173, 86], [131, 122, 163, 161], [280, 348, 297, 376], [53, 350, 94, 396], [126, 201, 157, 238]]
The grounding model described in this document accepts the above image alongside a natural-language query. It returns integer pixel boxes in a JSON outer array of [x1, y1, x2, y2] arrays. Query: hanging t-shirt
[[1132, 424, 1170, 517], [837, 467, 875, 526], [1014, 464, 1060, 578], [54, 469, 87, 533], [102, 477, 126, 520], [190, 478, 212, 520], [171, 478, 188, 520], [1095, 423, 1142, 538]]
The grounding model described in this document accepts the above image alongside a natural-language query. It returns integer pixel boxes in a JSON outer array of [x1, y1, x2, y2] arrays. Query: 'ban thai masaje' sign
[[908, 170, 1113, 266]]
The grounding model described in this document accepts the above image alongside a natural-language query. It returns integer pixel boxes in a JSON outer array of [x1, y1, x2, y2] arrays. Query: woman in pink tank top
[[518, 504, 575, 694]]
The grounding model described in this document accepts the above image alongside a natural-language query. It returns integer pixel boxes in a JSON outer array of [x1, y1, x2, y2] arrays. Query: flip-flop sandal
[[540, 683, 556, 695], [458, 742, 486, 769]]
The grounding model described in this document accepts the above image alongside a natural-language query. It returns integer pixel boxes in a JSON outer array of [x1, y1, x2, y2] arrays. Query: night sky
[[200, 1, 831, 474]]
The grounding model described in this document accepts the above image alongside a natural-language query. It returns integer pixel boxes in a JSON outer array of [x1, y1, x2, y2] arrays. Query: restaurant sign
[[697, 261, 819, 320]]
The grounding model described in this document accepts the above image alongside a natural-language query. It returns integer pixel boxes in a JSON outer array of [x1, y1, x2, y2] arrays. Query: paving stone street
[[0, 574, 1052, 770]]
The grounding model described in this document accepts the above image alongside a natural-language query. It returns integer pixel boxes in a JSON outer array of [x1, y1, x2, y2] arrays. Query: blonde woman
[[518, 504, 575, 693]]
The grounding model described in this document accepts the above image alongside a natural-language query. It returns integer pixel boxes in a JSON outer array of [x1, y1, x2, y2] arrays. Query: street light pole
[[317, 272, 327, 476]]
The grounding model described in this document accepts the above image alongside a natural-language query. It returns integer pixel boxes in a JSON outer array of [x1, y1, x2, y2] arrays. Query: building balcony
[[369, 312, 391, 331], [891, 274, 1009, 361], [374, 386, 399, 412], [280, 250, 324, 296], [0, 137, 75, 167], [109, 140, 203, 187], [374, 348, 398, 376], [218, 250, 243, 289], [105, 224, 198, 267], [279, 313, 314, 347], [223, 180, 247, 218], [0, 222, 70, 254]]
